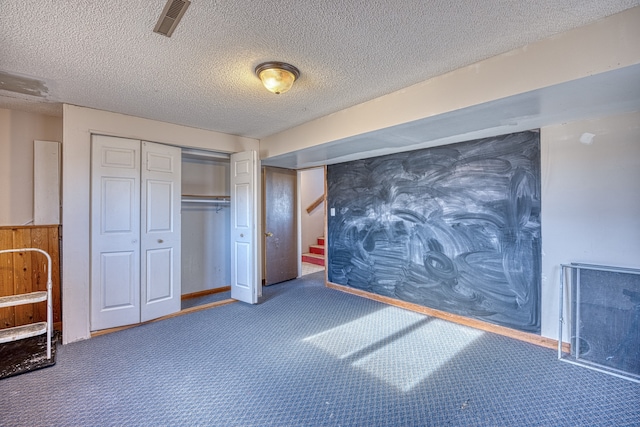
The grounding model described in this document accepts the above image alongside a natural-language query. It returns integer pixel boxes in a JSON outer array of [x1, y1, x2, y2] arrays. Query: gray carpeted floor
[[1, 271, 638, 426]]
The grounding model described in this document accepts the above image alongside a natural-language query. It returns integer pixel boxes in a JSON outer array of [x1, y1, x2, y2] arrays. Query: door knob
[[265, 232, 273, 237], [157, 239, 163, 243]]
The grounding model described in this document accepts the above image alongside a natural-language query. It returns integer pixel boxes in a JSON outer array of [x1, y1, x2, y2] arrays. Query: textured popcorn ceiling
[[0, 1, 638, 139]]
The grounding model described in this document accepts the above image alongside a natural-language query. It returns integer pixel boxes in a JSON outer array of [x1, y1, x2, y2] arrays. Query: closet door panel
[[141, 141, 182, 322], [101, 177, 137, 233], [145, 247, 173, 301], [100, 251, 138, 308], [91, 135, 141, 331], [146, 180, 173, 231], [230, 150, 259, 304]]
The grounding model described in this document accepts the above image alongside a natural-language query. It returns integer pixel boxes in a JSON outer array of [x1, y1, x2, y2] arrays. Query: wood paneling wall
[[0, 225, 61, 331]]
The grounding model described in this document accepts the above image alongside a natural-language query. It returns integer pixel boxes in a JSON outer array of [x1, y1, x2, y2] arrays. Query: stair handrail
[[0, 248, 53, 359], [306, 194, 325, 214]]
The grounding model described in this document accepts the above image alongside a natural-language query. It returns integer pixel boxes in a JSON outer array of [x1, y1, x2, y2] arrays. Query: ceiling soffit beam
[[259, 7, 640, 164]]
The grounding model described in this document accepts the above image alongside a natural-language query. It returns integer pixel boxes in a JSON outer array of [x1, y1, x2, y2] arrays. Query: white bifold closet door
[[230, 150, 260, 304], [91, 135, 181, 331], [140, 141, 181, 322]]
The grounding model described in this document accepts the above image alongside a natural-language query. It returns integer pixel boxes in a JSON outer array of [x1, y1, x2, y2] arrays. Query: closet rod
[[181, 195, 230, 204], [182, 199, 230, 204]]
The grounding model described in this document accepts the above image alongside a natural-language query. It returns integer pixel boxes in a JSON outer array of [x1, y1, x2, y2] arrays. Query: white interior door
[[91, 135, 141, 331], [140, 141, 182, 322], [230, 150, 259, 304]]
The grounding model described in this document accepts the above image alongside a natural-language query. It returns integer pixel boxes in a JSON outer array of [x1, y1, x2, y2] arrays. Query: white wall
[[62, 105, 258, 344], [299, 168, 325, 255], [541, 111, 640, 339], [0, 109, 62, 225]]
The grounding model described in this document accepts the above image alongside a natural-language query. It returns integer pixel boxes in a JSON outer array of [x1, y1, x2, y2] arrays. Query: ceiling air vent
[[153, 0, 191, 37]]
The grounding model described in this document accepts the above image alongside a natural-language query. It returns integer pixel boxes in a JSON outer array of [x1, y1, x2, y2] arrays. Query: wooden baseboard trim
[[91, 298, 237, 338], [181, 286, 231, 300], [326, 281, 570, 353]]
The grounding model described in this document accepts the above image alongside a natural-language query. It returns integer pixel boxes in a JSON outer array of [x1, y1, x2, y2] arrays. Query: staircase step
[[302, 252, 325, 266], [0, 291, 47, 308], [317, 236, 325, 246], [309, 244, 325, 255], [0, 322, 47, 344]]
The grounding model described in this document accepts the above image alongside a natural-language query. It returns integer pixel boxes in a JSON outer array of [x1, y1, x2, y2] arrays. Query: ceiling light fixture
[[255, 62, 300, 95]]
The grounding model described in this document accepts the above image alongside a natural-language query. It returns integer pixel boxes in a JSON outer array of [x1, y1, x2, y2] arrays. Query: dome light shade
[[255, 62, 300, 94]]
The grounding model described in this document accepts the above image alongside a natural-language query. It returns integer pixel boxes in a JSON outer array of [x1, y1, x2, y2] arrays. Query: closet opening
[[180, 148, 233, 311]]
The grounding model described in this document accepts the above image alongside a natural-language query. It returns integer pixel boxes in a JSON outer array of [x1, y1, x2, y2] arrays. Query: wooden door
[[90, 135, 141, 331], [263, 167, 297, 285], [140, 141, 181, 322]]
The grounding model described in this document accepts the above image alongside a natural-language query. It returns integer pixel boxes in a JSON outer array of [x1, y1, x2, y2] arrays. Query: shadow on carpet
[[0, 331, 59, 380]]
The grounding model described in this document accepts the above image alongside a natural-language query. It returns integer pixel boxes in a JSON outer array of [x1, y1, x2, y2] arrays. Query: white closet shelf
[[181, 148, 230, 161], [181, 195, 230, 204]]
